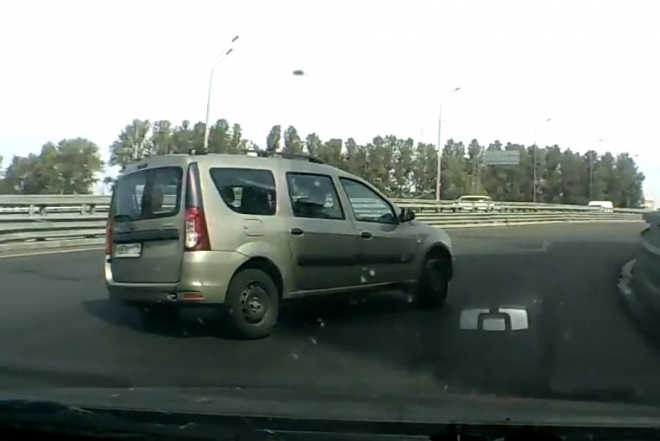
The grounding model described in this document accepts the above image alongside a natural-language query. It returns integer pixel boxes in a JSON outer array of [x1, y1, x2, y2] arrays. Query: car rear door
[[110, 164, 186, 284]]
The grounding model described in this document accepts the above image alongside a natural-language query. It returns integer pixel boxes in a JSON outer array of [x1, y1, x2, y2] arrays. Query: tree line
[[0, 118, 646, 208]]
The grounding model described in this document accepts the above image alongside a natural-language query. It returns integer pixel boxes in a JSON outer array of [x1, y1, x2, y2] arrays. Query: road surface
[[1, 222, 659, 405]]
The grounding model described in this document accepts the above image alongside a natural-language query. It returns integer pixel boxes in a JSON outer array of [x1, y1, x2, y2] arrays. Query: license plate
[[114, 243, 142, 258]]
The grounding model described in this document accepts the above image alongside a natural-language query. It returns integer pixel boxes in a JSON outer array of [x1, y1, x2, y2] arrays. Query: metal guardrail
[[0, 194, 648, 215], [0, 195, 646, 253]]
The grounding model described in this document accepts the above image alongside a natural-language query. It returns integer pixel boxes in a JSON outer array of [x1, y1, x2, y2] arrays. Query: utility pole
[[436, 87, 461, 201], [532, 118, 552, 203], [203, 36, 239, 152]]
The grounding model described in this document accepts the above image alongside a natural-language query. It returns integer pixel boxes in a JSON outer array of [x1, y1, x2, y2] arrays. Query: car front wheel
[[416, 254, 450, 309]]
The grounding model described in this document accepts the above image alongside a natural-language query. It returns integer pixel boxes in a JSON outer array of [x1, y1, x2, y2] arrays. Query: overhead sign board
[[482, 150, 520, 165]]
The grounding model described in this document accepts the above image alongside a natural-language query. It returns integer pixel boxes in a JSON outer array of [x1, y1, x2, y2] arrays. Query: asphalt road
[[1, 222, 659, 405]]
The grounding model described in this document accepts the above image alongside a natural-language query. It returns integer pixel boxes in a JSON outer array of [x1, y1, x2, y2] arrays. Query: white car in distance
[[453, 195, 495, 212]]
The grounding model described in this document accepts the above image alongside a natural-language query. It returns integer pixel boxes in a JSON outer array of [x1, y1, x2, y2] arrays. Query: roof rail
[[242, 149, 324, 164]]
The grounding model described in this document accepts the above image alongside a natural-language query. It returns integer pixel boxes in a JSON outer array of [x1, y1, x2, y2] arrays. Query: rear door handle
[[290, 228, 304, 236], [360, 231, 373, 239]]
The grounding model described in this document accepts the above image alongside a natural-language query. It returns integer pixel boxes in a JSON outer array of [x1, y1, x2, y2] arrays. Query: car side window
[[339, 178, 397, 224], [286, 173, 345, 220], [209, 168, 276, 216]]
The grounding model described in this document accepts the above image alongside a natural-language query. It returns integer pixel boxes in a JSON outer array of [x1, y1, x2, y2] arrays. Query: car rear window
[[113, 166, 183, 220], [209, 168, 276, 216]]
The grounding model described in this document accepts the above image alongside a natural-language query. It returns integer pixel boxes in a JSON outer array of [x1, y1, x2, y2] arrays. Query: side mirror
[[399, 208, 416, 222]]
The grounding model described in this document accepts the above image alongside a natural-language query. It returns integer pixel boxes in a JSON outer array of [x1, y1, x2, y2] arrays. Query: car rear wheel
[[416, 255, 450, 309], [225, 268, 279, 340]]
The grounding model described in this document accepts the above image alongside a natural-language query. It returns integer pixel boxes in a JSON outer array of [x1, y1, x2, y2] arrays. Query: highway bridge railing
[[0, 195, 647, 253], [0, 194, 648, 215]]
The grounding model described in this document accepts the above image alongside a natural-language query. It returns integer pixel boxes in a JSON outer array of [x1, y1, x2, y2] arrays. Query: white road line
[[0, 247, 104, 260]]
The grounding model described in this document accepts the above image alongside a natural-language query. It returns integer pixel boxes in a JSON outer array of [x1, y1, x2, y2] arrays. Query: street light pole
[[436, 87, 461, 201], [589, 155, 593, 201], [532, 118, 552, 203], [533, 131, 537, 203], [436, 101, 443, 201], [203, 35, 239, 152]]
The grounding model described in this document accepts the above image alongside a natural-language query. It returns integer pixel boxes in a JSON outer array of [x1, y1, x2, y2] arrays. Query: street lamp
[[436, 87, 461, 201], [532, 118, 552, 203], [203, 35, 239, 152], [291, 69, 315, 146], [588, 139, 604, 201]]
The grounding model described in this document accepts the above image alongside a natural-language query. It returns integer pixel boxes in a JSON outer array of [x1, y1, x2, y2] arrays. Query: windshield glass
[[2, 0, 660, 431]]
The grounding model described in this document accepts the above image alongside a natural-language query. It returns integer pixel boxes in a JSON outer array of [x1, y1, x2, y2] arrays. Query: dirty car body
[[104, 152, 454, 339]]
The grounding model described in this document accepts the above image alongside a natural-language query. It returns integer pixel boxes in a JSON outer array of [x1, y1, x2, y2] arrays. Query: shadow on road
[[269, 238, 645, 400], [82, 292, 420, 341], [82, 299, 237, 339]]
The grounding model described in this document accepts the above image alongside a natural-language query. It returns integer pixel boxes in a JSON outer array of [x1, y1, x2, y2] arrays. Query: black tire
[[137, 304, 180, 325], [225, 268, 279, 340], [416, 254, 450, 310]]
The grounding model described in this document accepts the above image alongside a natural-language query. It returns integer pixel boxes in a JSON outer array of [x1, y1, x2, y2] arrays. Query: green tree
[[3, 154, 49, 194], [3, 138, 102, 194], [151, 120, 175, 155], [229, 123, 248, 153], [305, 133, 322, 156], [283, 126, 303, 153], [540, 145, 563, 203], [611, 153, 645, 208], [559, 149, 586, 205], [79, 116, 645, 207], [411, 142, 437, 198], [391, 137, 415, 197], [318, 138, 343, 169], [266, 125, 281, 152], [208, 119, 231, 153], [440, 139, 469, 199], [48, 138, 104, 194], [109, 119, 152, 170]]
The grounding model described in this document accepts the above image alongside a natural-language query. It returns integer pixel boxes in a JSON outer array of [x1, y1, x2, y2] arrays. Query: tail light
[[105, 217, 114, 255], [184, 206, 210, 251]]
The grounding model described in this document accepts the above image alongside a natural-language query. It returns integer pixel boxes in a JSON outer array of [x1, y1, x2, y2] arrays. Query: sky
[[0, 0, 658, 202]]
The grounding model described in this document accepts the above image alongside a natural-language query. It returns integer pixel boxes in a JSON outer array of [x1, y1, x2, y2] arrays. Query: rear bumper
[[105, 250, 247, 305]]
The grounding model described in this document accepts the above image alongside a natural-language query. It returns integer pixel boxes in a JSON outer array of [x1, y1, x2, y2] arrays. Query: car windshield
[[2, 0, 660, 434]]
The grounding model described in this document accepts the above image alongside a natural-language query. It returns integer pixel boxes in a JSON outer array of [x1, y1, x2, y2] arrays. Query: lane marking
[[0, 247, 103, 260]]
